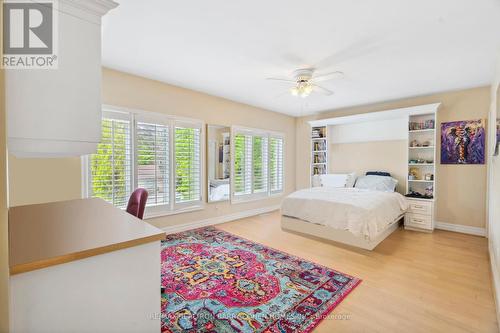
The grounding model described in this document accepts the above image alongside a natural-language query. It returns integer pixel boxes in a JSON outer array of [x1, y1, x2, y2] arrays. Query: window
[[86, 108, 203, 216], [174, 124, 202, 206], [136, 120, 169, 207], [232, 127, 284, 201], [234, 134, 252, 196], [269, 136, 284, 194], [252, 135, 268, 193], [89, 114, 132, 208]]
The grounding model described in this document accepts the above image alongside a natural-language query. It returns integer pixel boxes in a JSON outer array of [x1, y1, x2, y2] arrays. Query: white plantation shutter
[[234, 134, 252, 196], [252, 135, 268, 193], [87, 108, 204, 215], [232, 128, 283, 201], [89, 113, 132, 208], [269, 136, 284, 194], [135, 121, 169, 207], [174, 122, 202, 206]]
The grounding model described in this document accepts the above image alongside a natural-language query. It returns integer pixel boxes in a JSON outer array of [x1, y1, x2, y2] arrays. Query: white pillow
[[345, 172, 357, 188], [320, 173, 356, 188], [354, 175, 398, 192], [311, 175, 322, 187]]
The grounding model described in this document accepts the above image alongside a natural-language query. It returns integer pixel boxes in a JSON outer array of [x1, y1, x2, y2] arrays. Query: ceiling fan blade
[[266, 77, 295, 83], [313, 84, 334, 96], [314, 33, 388, 69], [312, 71, 344, 82]]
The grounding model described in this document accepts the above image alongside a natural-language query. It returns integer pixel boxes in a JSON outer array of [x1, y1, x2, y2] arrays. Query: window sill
[[143, 206, 204, 220]]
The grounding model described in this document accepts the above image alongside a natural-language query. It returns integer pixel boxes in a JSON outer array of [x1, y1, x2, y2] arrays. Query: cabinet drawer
[[405, 213, 432, 229], [407, 201, 432, 215]]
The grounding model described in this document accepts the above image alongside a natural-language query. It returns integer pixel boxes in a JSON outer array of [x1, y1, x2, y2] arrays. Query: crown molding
[[59, 0, 118, 16]]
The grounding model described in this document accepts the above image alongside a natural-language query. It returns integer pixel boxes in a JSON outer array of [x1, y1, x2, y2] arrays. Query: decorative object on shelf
[[424, 173, 434, 181], [409, 167, 419, 180], [406, 191, 424, 198], [422, 140, 432, 147], [441, 119, 485, 164], [425, 185, 434, 197], [405, 188, 433, 199], [409, 119, 435, 131], [410, 139, 420, 147]]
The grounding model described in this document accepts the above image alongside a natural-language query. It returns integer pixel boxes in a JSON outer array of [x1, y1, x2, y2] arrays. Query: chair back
[[126, 188, 148, 220]]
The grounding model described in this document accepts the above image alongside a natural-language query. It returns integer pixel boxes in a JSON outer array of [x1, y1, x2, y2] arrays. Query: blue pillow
[[366, 171, 391, 177]]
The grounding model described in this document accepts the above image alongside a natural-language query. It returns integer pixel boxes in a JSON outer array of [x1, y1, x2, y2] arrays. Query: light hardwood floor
[[217, 211, 498, 333]]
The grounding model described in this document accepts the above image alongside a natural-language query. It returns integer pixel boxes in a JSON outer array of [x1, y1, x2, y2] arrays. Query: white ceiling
[[102, 0, 500, 117]]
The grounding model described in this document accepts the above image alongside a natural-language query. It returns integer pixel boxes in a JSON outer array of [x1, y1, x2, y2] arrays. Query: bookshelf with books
[[311, 126, 328, 183]]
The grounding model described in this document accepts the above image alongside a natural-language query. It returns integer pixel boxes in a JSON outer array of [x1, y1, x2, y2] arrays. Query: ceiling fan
[[266, 68, 344, 98]]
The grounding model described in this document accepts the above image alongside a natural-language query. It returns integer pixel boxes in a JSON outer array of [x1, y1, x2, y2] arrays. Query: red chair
[[126, 188, 148, 220]]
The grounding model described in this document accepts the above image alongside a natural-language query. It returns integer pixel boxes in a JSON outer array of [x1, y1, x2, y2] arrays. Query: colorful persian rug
[[161, 227, 361, 333]]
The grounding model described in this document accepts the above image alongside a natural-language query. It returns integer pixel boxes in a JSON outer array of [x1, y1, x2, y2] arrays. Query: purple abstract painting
[[441, 119, 485, 164], [495, 119, 500, 156], [497, 119, 500, 146]]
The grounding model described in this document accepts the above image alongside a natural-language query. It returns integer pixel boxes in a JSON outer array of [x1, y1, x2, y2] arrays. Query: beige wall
[[0, 52, 9, 331], [297, 87, 490, 228], [9, 156, 82, 206], [7, 68, 490, 231], [8, 68, 296, 229], [329, 141, 408, 194]]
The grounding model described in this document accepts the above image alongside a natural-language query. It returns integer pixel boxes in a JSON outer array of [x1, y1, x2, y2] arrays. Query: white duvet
[[281, 187, 408, 240]]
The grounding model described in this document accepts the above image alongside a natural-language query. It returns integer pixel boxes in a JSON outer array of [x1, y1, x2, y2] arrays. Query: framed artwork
[[441, 119, 485, 164], [495, 119, 500, 156]]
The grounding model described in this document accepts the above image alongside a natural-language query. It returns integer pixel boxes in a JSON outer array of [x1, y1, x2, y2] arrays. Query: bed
[[209, 179, 230, 202], [281, 175, 408, 250]]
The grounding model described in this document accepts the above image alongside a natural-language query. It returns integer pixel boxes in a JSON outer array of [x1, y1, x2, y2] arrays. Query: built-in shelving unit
[[311, 126, 328, 183], [405, 111, 438, 232]]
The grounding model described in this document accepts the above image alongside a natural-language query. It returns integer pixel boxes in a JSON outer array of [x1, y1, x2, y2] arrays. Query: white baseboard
[[489, 240, 500, 326], [435, 221, 486, 237], [161, 205, 280, 234]]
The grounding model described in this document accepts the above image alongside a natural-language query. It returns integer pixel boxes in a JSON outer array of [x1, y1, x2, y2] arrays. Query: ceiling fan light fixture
[[291, 81, 313, 98], [268, 67, 340, 99], [303, 84, 313, 94]]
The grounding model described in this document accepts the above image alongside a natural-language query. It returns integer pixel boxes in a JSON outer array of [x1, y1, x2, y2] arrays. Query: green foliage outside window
[[175, 127, 199, 202], [253, 136, 264, 192], [90, 119, 130, 207]]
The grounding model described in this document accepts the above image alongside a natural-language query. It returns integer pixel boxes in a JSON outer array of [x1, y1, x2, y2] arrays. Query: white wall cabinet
[[6, 0, 118, 157]]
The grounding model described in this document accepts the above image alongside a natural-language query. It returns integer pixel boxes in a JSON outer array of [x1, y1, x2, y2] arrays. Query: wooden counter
[[9, 198, 166, 275]]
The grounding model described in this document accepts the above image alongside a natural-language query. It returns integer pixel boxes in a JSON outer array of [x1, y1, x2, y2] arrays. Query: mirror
[[207, 125, 231, 202]]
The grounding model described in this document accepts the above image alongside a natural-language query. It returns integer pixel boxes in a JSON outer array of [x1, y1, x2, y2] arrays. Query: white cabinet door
[[6, 0, 118, 158]]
